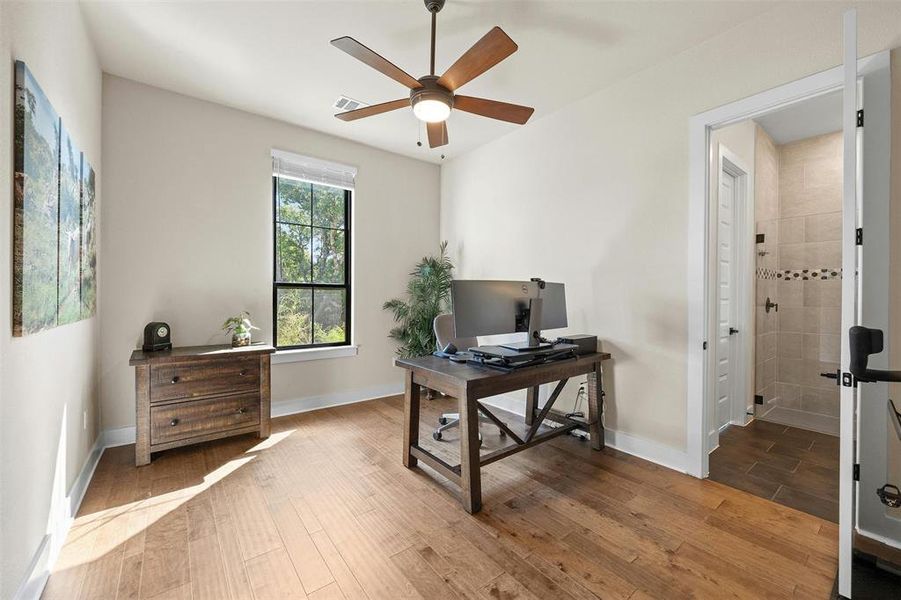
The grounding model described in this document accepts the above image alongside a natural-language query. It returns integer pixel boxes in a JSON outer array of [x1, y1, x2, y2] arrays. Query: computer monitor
[[451, 279, 567, 350]]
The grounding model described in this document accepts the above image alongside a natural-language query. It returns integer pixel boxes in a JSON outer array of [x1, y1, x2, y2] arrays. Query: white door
[[715, 168, 738, 434], [838, 9, 858, 597]]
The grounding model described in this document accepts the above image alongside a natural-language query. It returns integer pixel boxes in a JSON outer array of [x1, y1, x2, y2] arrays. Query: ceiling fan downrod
[[425, 0, 445, 76]]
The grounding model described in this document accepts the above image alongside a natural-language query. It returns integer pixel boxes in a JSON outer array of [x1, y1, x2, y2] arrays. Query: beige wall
[[100, 76, 440, 431], [0, 2, 102, 597], [440, 3, 901, 452]]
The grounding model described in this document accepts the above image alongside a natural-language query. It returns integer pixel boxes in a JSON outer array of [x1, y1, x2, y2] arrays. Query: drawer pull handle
[[237, 407, 248, 414], [170, 418, 180, 427], [239, 370, 248, 377], [171, 376, 180, 384]]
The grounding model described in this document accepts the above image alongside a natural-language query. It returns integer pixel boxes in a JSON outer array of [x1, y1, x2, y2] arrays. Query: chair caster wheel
[[433, 431, 442, 441], [438, 417, 448, 425]]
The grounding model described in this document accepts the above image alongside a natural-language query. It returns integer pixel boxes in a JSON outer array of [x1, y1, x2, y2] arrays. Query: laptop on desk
[[469, 343, 578, 365]]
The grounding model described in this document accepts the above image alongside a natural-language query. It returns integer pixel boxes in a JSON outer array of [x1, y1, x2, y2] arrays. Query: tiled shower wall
[[755, 128, 842, 431]]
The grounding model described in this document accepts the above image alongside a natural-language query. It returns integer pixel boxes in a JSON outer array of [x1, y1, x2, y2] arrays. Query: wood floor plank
[[307, 582, 348, 600], [309, 530, 369, 600], [117, 553, 144, 600], [138, 493, 190, 599], [390, 546, 459, 600], [209, 483, 255, 600], [228, 481, 284, 561], [46, 397, 840, 600], [188, 532, 231, 600], [269, 499, 335, 594], [246, 547, 308, 600]]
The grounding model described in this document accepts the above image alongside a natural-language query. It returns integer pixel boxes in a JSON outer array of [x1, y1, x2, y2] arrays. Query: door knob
[[729, 327, 739, 335]]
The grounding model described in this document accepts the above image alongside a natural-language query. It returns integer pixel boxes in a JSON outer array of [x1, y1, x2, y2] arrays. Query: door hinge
[[702, 341, 708, 350], [856, 228, 863, 245], [853, 464, 860, 481], [857, 109, 864, 127]]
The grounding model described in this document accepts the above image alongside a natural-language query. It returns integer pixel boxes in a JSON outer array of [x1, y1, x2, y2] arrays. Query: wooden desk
[[395, 351, 611, 513]]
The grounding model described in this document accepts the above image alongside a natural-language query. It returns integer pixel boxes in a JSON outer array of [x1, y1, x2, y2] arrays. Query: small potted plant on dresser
[[223, 311, 259, 347]]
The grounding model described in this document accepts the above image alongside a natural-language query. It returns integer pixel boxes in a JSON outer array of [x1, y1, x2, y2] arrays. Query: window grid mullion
[[310, 183, 315, 344]]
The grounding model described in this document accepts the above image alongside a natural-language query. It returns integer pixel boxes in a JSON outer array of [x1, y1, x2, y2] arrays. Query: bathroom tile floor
[[708, 419, 839, 522]]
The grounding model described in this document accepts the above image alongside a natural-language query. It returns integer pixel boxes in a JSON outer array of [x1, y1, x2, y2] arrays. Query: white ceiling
[[80, 1, 775, 164], [755, 89, 843, 145]]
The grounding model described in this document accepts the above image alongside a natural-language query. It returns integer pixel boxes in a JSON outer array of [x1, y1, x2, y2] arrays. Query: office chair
[[432, 314, 506, 442]]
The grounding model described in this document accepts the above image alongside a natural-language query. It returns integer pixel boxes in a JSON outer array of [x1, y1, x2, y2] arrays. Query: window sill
[[272, 345, 358, 365]]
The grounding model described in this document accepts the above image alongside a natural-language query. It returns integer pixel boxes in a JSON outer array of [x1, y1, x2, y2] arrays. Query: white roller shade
[[272, 149, 356, 190]]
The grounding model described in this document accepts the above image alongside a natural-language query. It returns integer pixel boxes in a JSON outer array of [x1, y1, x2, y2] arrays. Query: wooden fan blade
[[331, 36, 422, 89], [453, 96, 534, 125], [437, 27, 517, 91], [335, 99, 409, 121], [427, 121, 449, 148]]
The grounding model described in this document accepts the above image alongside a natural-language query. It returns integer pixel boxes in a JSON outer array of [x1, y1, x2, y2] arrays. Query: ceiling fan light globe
[[413, 98, 451, 123]]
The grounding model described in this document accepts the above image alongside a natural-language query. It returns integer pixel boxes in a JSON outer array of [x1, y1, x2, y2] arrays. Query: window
[[272, 151, 353, 350]]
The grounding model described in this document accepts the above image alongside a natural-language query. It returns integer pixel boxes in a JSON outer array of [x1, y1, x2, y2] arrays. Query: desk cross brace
[[410, 377, 588, 481]]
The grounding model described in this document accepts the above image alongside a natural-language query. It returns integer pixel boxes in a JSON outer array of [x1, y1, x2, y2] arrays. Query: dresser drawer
[[150, 357, 259, 402], [150, 393, 260, 445]]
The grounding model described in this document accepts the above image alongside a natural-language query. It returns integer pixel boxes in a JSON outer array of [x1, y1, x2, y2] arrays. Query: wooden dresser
[[129, 343, 275, 466]]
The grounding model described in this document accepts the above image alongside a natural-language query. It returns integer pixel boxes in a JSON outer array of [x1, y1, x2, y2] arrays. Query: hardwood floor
[[44, 395, 839, 599], [708, 419, 839, 523]]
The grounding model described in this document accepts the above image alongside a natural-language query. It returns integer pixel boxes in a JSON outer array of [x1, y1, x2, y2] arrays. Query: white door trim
[[686, 50, 890, 479]]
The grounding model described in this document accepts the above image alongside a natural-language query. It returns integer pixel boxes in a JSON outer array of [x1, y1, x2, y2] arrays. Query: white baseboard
[[103, 425, 136, 448], [14, 434, 105, 600], [481, 393, 691, 474], [858, 527, 901, 552], [758, 405, 839, 436], [102, 382, 407, 448], [271, 383, 404, 418]]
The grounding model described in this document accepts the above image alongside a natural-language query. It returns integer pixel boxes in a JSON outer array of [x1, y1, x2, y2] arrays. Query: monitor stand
[[499, 297, 549, 352]]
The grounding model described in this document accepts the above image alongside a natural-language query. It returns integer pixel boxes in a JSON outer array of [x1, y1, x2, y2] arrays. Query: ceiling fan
[[331, 0, 534, 149]]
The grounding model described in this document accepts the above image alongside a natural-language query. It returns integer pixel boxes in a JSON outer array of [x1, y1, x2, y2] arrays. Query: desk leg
[[458, 389, 482, 513], [588, 364, 605, 451], [403, 370, 420, 468], [525, 386, 539, 426]]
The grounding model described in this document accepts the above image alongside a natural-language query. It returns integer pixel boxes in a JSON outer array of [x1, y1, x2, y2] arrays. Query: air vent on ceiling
[[334, 95, 369, 112]]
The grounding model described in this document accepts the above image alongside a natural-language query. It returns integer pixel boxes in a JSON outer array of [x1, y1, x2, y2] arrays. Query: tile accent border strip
[[757, 267, 842, 281]]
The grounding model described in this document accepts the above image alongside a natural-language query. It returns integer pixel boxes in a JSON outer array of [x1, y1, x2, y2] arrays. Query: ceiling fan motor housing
[[424, 0, 445, 13], [410, 75, 454, 111]]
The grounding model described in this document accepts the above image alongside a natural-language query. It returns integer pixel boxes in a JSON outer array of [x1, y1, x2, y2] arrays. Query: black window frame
[[272, 175, 352, 350]]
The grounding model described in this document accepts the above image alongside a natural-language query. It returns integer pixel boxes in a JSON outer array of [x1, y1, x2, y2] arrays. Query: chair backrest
[[434, 313, 478, 352]]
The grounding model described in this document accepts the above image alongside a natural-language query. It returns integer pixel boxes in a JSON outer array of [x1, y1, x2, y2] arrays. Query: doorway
[[706, 100, 843, 521], [687, 43, 896, 598]]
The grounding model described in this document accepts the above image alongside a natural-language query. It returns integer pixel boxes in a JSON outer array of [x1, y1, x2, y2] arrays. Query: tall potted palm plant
[[383, 241, 454, 358]]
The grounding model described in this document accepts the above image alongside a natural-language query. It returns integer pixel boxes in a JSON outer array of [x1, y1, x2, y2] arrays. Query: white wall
[[440, 3, 901, 455], [0, 2, 102, 598], [100, 76, 440, 431]]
